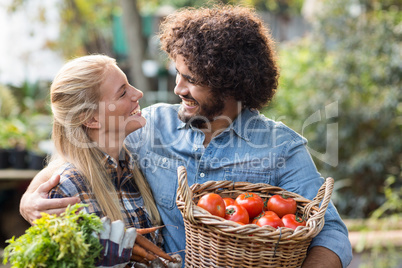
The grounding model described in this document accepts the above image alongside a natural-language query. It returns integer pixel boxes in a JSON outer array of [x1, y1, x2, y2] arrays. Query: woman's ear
[[83, 117, 101, 129]]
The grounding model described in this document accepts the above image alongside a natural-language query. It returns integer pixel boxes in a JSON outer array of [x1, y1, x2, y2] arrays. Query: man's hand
[[19, 174, 80, 224], [302, 246, 342, 268]]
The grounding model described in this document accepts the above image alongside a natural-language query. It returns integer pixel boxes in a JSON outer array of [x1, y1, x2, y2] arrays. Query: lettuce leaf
[[3, 203, 103, 268]]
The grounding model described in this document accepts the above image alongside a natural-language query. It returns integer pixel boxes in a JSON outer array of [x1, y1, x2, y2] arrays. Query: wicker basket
[[176, 166, 334, 268]]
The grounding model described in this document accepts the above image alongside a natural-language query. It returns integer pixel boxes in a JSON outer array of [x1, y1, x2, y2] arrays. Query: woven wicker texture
[[176, 166, 334, 268]]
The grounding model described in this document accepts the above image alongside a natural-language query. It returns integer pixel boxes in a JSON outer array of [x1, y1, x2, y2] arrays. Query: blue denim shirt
[[125, 103, 352, 268]]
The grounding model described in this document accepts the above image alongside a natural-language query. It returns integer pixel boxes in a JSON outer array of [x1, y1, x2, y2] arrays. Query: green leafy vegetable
[[3, 204, 103, 268]]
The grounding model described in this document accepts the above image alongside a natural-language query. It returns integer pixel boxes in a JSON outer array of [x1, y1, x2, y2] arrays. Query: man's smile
[[182, 99, 198, 108]]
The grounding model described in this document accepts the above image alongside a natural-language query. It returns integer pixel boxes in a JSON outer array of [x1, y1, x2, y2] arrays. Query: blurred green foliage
[[8, 0, 118, 57], [0, 79, 52, 152], [0, 85, 18, 118], [8, 0, 304, 58], [140, 0, 303, 14], [0, 81, 52, 152], [0, 118, 26, 149], [57, 0, 117, 56], [354, 174, 402, 268], [357, 245, 401, 268], [371, 175, 402, 219], [0, 115, 51, 152], [264, 0, 402, 218]]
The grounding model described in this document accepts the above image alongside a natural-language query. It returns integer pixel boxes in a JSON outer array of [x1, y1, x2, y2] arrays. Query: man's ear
[[83, 117, 101, 129]]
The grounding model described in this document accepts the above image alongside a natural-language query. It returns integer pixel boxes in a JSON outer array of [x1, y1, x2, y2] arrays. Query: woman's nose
[[131, 86, 143, 101]]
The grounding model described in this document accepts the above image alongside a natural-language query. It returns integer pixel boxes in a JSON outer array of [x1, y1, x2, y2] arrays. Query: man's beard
[[178, 93, 225, 128]]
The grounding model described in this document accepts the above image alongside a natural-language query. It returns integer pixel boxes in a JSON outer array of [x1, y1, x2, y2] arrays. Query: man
[[20, 5, 352, 267]]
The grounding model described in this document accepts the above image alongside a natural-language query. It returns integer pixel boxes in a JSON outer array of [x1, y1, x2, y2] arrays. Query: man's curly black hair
[[159, 5, 279, 110]]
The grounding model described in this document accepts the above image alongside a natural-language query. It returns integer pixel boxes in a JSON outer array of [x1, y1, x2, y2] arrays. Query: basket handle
[[176, 166, 197, 224], [304, 177, 334, 226]]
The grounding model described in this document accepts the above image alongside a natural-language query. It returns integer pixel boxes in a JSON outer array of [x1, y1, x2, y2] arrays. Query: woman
[[47, 55, 162, 265]]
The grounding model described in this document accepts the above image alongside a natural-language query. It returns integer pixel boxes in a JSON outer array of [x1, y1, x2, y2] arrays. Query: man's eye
[[120, 90, 127, 98]]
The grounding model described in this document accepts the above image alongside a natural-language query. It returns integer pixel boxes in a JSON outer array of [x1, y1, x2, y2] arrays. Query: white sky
[[0, 0, 64, 86]]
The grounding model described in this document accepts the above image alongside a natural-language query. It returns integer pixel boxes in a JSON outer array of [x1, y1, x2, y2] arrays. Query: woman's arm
[[20, 166, 80, 224]]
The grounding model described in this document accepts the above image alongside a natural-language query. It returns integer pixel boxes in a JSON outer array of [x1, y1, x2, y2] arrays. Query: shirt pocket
[[223, 168, 272, 184], [142, 151, 185, 210]]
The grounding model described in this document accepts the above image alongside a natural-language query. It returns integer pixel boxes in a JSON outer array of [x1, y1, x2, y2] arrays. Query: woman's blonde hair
[[50, 54, 160, 224]]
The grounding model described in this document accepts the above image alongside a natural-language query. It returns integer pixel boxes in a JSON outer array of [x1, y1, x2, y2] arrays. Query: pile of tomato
[[197, 192, 306, 230]]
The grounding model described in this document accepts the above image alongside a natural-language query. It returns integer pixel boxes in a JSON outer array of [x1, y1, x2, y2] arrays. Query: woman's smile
[[129, 105, 141, 116]]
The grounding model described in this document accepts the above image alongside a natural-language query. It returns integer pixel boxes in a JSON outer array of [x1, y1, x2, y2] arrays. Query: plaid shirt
[[48, 151, 161, 245]]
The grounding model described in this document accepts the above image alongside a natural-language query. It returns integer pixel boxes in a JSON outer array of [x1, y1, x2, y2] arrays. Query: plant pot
[[28, 151, 47, 170], [9, 148, 28, 169], [0, 149, 11, 169]]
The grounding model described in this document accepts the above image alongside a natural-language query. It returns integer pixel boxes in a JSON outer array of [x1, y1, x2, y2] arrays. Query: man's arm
[[20, 166, 80, 224], [302, 246, 342, 268], [276, 137, 352, 267]]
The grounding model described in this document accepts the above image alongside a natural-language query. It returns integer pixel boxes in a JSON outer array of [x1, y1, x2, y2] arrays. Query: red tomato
[[282, 214, 306, 230], [259, 211, 278, 218], [256, 211, 284, 228], [223, 198, 235, 207], [235, 192, 264, 219], [267, 194, 297, 218], [197, 193, 226, 218], [251, 211, 268, 224], [224, 204, 249, 224]]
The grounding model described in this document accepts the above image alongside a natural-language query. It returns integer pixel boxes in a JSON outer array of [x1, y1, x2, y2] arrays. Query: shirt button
[[162, 158, 167, 163], [200, 172, 205, 178]]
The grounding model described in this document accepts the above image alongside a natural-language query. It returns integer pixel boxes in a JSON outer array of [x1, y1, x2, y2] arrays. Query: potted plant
[[6, 118, 29, 170], [0, 119, 12, 169], [25, 114, 52, 170], [27, 136, 50, 170], [0, 85, 18, 169]]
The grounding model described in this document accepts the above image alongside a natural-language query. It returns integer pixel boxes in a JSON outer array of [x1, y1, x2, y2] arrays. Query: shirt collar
[[226, 108, 259, 142], [102, 148, 135, 170], [177, 108, 260, 142], [177, 121, 187, 130]]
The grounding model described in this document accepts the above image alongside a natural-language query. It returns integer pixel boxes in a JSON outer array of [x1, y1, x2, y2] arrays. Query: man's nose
[[174, 74, 188, 96]]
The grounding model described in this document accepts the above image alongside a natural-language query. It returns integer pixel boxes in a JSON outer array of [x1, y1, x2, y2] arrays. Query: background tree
[[8, 0, 150, 93], [120, 0, 150, 93], [7, 0, 304, 96], [265, 0, 401, 218]]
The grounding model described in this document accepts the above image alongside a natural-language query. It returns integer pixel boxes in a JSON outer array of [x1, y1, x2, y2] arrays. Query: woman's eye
[[120, 90, 127, 98]]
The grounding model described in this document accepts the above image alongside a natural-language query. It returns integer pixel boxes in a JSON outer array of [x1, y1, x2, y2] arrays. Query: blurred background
[[0, 0, 401, 267]]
